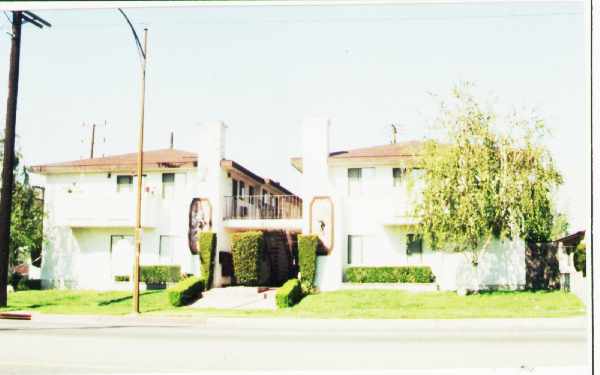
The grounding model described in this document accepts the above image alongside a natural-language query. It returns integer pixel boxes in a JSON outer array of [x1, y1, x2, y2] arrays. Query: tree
[[0, 143, 44, 270], [413, 83, 563, 270]]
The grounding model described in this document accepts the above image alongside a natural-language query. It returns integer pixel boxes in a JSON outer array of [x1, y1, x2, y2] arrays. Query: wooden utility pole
[[0, 11, 50, 307], [132, 28, 148, 314], [83, 121, 107, 159]]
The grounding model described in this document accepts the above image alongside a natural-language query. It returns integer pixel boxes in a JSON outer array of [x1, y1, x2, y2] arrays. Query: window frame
[[116, 175, 133, 193], [161, 173, 176, 199]]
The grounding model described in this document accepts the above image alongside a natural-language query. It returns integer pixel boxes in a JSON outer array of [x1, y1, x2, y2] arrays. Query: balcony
[[53, 192, 160, 228], [223, 195, 302, 231]]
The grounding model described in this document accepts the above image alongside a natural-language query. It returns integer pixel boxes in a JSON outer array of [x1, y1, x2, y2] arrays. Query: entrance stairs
[[191, 286, 277, 310]]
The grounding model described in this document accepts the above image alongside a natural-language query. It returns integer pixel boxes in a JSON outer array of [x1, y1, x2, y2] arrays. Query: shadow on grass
[[97, 291, 162, 306]]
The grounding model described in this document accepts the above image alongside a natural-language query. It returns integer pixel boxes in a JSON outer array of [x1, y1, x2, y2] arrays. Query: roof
[[29, 149, 197, 174], [220, 159, 294, 196], [291, 141, 425, 172], [29, 148, 296, 196], [554, 230, 586, 247]]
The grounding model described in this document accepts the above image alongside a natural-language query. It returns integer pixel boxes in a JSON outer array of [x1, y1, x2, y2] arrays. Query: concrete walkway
[[190, 286, 277, 309]]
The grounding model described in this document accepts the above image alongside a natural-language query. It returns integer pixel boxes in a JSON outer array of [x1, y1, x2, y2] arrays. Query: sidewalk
[[12, 312, 587, 332]]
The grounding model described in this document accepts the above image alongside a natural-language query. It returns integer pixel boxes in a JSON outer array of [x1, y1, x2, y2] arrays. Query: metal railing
[[224, 195, 302, 220]]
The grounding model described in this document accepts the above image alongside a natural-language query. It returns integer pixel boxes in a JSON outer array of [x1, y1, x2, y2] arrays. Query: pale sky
[[0, 2, 587, 230]]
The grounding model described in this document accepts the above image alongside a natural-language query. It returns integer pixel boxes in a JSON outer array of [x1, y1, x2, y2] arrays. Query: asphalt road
[[0, 316, 588, 374]]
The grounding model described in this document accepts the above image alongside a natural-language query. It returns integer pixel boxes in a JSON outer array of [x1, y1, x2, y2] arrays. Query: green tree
[[414, 83, 563, 268], [0, 143, 44, 269]]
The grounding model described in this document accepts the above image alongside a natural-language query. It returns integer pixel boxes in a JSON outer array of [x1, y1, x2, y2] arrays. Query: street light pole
[[118, 8, 148, 314], [132, 28, 148, 314]]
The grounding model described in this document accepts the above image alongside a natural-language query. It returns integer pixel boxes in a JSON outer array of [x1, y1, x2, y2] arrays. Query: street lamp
[[118, 8, 147, 314]]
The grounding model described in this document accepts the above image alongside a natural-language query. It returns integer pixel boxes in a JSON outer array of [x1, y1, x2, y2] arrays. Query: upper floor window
[[347, 167, 375, 196], [248, 186, 255, 204], [116, 175, 133, 193], [162, 173, 175, 199], [393, 168, 406, 187]]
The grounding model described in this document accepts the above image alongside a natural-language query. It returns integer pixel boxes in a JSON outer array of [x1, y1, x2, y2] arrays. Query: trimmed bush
[[231, 231, 264, 286], [167, 276, 205, 307], [574, 242, 586, 277], [298, 235, 318, 290], [198, 232, 217, 289], [114, 275, 130, 282], [344, 266, 435, 283], [15, 277, 42, 291], [140, 265, 181, 284], [276, 278, 303, 308]]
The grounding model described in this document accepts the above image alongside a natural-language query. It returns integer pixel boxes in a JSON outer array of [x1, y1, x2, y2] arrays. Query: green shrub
[[276, 278, 303, 308], [344, 266, 435, 283], [298, 235, 318, 290], [140, 265, 181, 284], [231, 231, 264, 286], [114, 275, 130, 282], [167, 276, 205, 307], [8, 272, 21, 290], [14, 277, 41, 291], [198, 232, 217, 289], [574, 242, 586, 277]]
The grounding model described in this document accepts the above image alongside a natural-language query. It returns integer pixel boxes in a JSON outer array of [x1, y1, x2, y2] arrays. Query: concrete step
[[193, 286, 277, 310]]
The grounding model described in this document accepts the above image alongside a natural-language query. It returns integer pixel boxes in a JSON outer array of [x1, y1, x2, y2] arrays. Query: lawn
[[1, 289, 585, 319], [0, 289, 175, 315]]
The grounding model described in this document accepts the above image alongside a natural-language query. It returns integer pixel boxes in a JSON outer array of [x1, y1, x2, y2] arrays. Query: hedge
[[198, 232, 217, 289], [344, 266, 435, 283], [114, 275, 130, 282], [298, 235, 318, 290], [140, 265, 181, 284], [15, 277, 41, 291], [574, 242, 586, 277], [276, 278, 303, 308], [167, 276, 205, 307], [231, 231, 264, 286]]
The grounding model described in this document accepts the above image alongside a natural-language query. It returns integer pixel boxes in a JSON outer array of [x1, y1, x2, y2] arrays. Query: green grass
[[0, 290, 175, 315], [1, 289, 585, 319]]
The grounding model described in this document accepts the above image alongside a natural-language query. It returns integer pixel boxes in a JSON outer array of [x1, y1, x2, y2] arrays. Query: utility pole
[[119, 8, 147, 314], [0, 11, 50, 307], [170, 131, 174, 149], [83, 121, 107, 159]]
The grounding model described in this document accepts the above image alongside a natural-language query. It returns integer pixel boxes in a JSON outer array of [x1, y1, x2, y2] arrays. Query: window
[[239, 181, 245, 199], [159, 235, 175, 264], [162, 173, 175, 199], [393, 168, 406, 187], [348, 167, 375, 196], [347, 235, 366, 265], [347, 168, 361, 195], [110, 235, 134, 277], [249, 186, 255, 204], [406, 234, 423, 257], [116, 175, 133, 193]]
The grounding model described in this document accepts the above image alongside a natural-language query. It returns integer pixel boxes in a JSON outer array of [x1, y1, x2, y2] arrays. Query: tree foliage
[[0, 143, 44, 269], [414, 83, 563, 265]]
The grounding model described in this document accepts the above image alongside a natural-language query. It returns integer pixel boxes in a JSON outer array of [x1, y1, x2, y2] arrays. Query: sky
[[0, 1, 588, 231]]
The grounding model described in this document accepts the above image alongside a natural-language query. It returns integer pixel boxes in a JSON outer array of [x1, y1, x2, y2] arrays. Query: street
[[0, 315, 588, 374]]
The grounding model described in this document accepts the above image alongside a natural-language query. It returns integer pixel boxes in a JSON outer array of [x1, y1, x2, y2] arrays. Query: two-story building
[[295, 117, 526, 292], [30, 119, 526, 293], [30, 122, 302, 290]]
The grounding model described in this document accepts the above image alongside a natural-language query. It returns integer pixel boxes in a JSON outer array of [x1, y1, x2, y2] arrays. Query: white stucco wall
[[301, 118, 526, 292], [39, 168, 200, 290]]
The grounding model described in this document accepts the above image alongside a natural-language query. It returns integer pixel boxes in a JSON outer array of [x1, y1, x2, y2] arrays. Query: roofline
[[221, 159, 296, 196]]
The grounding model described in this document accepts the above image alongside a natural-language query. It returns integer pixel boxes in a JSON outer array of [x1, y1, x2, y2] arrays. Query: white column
[[196, 121, 229, 287], [301, 117, 343, 291]]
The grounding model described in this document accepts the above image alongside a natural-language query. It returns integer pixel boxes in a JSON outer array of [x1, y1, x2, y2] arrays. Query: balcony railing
[[224, 195, 302, 220]]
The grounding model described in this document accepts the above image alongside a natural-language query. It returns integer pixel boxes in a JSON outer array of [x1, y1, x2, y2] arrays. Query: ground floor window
[[110, 235, 134, 278], [406, 233, 423, 263], [347, 235, 368, 265], [159, 235, 177, 265]]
